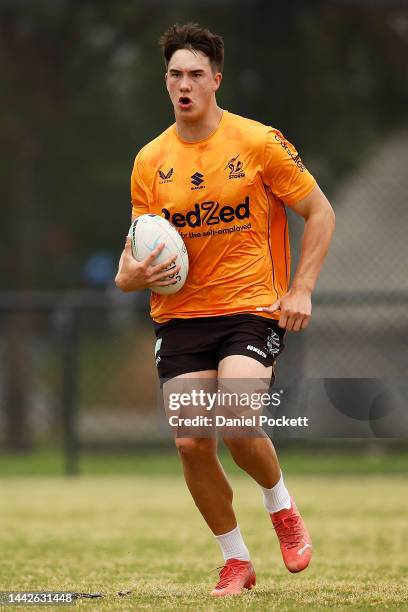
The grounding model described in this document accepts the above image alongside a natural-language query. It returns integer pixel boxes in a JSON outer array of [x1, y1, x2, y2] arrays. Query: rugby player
[[115, 23, 335, 596]]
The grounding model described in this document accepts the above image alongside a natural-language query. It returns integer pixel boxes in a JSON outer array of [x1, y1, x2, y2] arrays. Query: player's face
[[165, 49, 222, 122]]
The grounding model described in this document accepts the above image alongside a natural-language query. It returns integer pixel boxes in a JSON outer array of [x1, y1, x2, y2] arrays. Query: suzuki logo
[[191, 172, 204, 186]]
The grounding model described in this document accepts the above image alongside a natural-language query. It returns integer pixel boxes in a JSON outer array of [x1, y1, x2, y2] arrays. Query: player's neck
[[175, 105, 223, 143]]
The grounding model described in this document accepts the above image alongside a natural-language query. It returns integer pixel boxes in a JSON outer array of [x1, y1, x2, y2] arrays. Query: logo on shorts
[[247, 345, 267, 359], [155, 338, 162, 357], [225, 154, 245, 179], [265, 329, 281, 357]]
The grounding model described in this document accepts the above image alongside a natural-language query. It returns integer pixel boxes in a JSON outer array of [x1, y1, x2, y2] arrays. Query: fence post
[[4, 311, 32, 452], [58, 306, 80, 476]]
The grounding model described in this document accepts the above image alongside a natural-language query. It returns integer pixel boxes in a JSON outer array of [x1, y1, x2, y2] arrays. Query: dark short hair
[[159, 23, 224, 73]]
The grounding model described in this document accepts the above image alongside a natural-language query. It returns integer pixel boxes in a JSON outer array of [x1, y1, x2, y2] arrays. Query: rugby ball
[[128, 214, 189, 295]]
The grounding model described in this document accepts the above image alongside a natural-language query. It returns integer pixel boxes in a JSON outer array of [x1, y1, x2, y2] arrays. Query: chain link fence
[[0, 133, 407, 465]]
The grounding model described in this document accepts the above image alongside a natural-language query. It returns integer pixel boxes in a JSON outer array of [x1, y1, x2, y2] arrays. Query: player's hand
[[257, 287, 312, 331], [115, 237, 180, 292]]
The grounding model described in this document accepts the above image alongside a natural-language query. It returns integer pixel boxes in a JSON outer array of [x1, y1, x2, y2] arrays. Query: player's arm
[[115, 153, 181, 293], [115, 217, 180, 293], [259, 184, 335, 330]]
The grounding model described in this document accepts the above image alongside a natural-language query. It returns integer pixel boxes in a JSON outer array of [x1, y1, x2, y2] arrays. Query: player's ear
[[213, 72, 222, 92]]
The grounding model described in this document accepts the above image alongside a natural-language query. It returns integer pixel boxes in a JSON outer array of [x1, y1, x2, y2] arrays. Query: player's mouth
[[178, 96, 192, 109]]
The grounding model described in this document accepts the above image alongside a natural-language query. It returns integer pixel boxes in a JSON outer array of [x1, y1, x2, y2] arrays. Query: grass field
[[1, 452, 408, 610]]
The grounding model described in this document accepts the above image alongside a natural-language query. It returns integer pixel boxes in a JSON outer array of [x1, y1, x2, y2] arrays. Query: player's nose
[[179, 77, 192, 92]]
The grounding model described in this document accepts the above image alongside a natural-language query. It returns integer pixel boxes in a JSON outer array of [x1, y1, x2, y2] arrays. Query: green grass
[[1, 473, 408, 610]]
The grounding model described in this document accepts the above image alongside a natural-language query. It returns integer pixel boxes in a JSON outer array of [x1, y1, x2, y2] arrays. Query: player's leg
[[218, 352, 312, 573], [164, 369, 237, 535], [156, 319, 241, 535], [218, 354, 282, 487], [163, 369, 255, 595], [157, 317, 257, 593]]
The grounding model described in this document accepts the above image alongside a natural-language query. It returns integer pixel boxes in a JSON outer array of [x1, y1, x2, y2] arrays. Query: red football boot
[[210, 558, 256, 596], [271, 497, 312, 573]]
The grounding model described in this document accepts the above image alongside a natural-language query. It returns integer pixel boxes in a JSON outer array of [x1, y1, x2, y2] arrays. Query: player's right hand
[[115, 237, 180, 292]]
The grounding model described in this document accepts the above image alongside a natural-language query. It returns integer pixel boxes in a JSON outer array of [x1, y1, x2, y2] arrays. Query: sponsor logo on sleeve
[[274, 134, 305, 172]]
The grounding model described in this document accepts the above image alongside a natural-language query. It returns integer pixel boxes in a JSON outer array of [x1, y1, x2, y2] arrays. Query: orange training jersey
[[130, 110, 316, 323]]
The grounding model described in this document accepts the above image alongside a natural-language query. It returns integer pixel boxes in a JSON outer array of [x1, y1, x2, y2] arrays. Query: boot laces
[[214, 562, 243, 589], [274, 515, 303, 549]]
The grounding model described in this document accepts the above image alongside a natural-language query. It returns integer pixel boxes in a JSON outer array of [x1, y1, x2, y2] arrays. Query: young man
[[116, 23, 335, 596]]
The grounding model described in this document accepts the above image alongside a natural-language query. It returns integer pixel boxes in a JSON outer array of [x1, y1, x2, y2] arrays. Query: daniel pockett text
[[165, 388, 309, 433]]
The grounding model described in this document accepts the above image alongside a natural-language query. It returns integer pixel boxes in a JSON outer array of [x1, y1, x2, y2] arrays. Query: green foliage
[[1, 1, 407, 288]]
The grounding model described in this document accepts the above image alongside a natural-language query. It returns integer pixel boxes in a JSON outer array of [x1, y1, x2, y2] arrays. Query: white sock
[[214, 525, 250, 561], [261, 471, 291, 513]]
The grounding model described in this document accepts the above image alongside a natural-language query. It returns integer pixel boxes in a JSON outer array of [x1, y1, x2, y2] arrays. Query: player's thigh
[[218, 356, 273, 401], [218, 354, 272, 380], [163, 370, 218, 442], [163, 368, 218, 401], [169, 370, 218, 380], [163, 368, 218, 417], [217, 356, 275, 442], [216, 314, 284, 385]]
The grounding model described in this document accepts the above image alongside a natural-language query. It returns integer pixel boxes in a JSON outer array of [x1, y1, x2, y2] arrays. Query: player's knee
[[175, 437, 215, 460]]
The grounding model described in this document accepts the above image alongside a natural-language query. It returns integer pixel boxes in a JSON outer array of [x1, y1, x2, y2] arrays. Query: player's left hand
[[257, 287, 312, 331]]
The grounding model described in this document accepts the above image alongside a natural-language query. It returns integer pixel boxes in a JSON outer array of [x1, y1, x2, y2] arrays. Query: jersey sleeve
[[262, 129, 316, 205], [130, 153, 150, 218]]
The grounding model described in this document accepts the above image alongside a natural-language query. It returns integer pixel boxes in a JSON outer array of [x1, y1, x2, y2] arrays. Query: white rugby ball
[[128, 214, 189, 295]]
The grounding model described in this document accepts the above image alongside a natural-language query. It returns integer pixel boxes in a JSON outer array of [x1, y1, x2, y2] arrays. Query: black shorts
[[153, 314, 285, 383]]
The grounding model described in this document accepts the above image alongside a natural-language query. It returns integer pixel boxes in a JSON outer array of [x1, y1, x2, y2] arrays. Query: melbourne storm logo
[[162, 197, 250, 228], [265, 329, 281, 357], [225, 154, 245, 179]]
